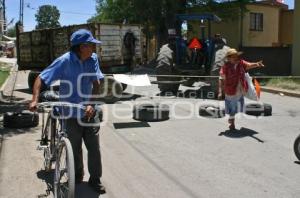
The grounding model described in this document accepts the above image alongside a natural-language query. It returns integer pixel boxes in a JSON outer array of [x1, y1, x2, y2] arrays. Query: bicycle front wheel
[[294, 134, 300, 161], [54, 138, 75, 198]]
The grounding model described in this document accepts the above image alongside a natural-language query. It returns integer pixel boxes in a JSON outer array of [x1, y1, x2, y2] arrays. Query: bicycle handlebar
[[37, 102, 87, 111]]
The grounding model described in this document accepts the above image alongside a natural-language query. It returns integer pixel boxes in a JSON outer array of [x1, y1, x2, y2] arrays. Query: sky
[[6, 0, 97, 31], [5, 0, 295, 31]]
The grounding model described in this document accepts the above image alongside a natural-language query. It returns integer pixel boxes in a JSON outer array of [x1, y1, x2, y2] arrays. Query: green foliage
[[6, 26, 16, 37], [88, 0, 254, 41], [35, 5, 61, 29], [266, 78, 300, 91]]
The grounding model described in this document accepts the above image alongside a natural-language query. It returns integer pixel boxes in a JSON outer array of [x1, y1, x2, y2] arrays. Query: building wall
[[242, 4, 281, 47], [188, 18, 241, 49], [279, 10, 294, 45], [211, 18, 241, 49]]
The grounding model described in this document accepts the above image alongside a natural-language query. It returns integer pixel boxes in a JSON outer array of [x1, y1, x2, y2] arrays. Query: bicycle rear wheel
[[54, 138, 75, 198]]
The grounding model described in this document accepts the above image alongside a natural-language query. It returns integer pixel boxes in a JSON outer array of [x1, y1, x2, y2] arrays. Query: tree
[[88, 0, 253, 46], [6, 26, 16, 37], [35, 5, 61, 29]]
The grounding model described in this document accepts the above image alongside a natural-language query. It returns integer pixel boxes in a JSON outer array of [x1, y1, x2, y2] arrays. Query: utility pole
[[19, 0, 24, 25], [3, 0, 6, 32], [292, 0, 300, 75]]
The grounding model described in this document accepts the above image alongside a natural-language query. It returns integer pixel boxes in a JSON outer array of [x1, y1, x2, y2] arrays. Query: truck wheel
[[28, 71, 48, 92], [4, 111, 39, 128], [133, 103, 170, 122], [199, 104, 225, 118], [98, 76, 123, 104], [28, 71, 40, 90], [294, 134, 300, 161], [156, 44, 180, 94]]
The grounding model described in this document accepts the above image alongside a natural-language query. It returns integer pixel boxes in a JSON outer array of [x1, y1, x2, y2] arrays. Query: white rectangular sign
[[113, 74, 151, 87]]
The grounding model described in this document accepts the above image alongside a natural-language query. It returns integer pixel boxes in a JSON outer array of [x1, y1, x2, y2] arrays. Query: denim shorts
[[225, 96, 244, 117]]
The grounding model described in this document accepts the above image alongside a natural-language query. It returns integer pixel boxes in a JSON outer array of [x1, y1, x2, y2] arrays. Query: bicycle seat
[[39, 91, 59, 102]]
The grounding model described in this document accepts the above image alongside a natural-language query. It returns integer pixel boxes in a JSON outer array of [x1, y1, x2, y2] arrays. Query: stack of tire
[[245, 103, 272, 116], [3, 111, 39, 129]]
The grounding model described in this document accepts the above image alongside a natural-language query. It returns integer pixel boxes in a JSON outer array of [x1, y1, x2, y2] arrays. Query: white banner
[[113, 74, 151, 86]]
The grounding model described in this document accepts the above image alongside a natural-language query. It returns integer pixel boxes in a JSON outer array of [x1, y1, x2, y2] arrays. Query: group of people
[[29, 29, 264, 194]]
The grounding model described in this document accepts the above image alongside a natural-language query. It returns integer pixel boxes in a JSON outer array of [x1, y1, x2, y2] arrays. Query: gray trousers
[[64, 115, 102, 183]]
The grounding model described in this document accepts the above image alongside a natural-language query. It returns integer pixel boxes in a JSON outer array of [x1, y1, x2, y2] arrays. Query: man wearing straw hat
[[218, 48, 264, 130]]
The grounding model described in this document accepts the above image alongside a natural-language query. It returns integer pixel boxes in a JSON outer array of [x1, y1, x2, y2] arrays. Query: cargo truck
[[16, 22, 144, 101]]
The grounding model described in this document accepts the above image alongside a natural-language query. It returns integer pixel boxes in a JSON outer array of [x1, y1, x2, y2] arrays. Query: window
[[250, 13, 263, 31]]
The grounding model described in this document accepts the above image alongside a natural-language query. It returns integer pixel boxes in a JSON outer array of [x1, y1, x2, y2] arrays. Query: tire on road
[[98, 76, 123, 104], [245, 103, 272, 117], [3, 111, 39, 128], [133, 103, 170, 122], [294, 134, 300, 161], [199, 104, 225, 118], [121, 83, 128, 91]]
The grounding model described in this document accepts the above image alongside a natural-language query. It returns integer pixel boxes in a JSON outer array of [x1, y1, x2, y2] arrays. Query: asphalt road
[[0, 71, 300, 198]]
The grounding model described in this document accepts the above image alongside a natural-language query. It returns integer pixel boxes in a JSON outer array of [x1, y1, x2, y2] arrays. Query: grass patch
[[0, 70, 9, 88], [266, 78, 300, 91], [0, 62, 11, 88]]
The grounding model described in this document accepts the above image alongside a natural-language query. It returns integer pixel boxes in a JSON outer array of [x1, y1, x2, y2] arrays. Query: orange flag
[[254, 78, 261, 99]]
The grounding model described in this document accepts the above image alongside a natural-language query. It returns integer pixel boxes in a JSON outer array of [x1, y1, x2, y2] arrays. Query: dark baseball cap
[[70, 29, 101, 46]]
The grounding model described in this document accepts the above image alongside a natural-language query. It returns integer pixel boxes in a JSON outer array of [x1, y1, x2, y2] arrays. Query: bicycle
[[37, 101, 86, 198]]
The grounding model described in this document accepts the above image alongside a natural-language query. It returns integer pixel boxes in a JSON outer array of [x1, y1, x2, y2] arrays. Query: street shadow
[[36, 170, 102, 198], [36, 169, 54, 197], [0, 125, 39, 138], [76, 182, 102, 198], [113, 121, 151, 129], [13, 88, 33, 95], [218, 127, 264, 143]]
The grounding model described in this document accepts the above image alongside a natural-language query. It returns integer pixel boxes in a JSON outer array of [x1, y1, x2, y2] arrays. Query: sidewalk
[[0, 57, 19, 160], [261, 86, 300, 98]]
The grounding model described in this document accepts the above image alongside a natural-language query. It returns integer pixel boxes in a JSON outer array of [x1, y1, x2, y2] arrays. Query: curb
[[0, 62, 18, 102], [261, 87, 300, 98], [0, 61, 17, 158]]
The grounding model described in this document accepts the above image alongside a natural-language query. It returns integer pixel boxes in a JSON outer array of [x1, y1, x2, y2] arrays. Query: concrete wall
[[292, 0, 300, 75], [243, 4, 281, 47], [279, 10, 294, 45], [211, 18, 241, 49]]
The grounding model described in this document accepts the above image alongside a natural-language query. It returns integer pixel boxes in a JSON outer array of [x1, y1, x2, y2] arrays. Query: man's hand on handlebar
[[85, 105, 95, 120], [29, 100, 38, 112]]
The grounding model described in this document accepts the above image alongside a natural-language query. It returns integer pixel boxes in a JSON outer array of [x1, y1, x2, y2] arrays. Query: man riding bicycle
[[29, 29, 105, 194]]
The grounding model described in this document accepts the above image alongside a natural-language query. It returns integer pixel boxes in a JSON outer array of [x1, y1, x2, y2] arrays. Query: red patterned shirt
[[220, 60, 248, 96]]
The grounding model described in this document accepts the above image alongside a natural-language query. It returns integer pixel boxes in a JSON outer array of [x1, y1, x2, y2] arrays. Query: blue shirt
[[40, 51, 104, 118]]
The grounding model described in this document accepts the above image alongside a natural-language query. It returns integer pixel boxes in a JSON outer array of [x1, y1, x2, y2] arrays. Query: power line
[[26, 3, 95, 16]]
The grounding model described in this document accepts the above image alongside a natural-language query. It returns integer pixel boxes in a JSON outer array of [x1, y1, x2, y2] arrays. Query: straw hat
[[226, 48, 243, 57]]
